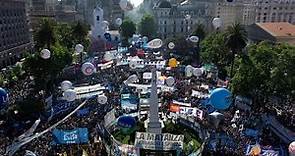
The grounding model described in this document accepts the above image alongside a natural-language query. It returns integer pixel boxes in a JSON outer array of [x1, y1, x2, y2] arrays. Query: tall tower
[[91, 4, 106, 39], [147, 67, 162, 134]]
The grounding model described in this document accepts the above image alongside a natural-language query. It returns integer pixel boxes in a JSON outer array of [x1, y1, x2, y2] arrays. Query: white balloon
[[98, 95, 108, 104], [166, 76, 175, 87], [61, 80, 72, 91], [115, 18, 123, 26], [193, 68, 203, 77], [289, 141, 295, 155], [185, 65, 193, 77], [40, 49, 51, 59], [147, 39, 163, 49], [189, 36, 199, 43], [81, 62, 95, 76], [168, 42, 175, 50], [75, 44, 84, 53], [63, 89, 76, 102], [212, 18, 222, 29]]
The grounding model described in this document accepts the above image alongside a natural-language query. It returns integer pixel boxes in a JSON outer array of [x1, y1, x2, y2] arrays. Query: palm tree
[[225, 23, 248, 78], [192, 24, 206, 41], [35, 19, 56, 50]]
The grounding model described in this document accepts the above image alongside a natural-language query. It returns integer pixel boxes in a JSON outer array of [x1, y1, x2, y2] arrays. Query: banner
[[121, 94, 139, 110], [74, 84, 105, 94], [119, 144, 137, 156], [52, 128, 89, 144], [51, 100, 73, 117], [134, 132, 184, 151], [76, 107, 90, 117], [143, 72, 152, 80], [178, 107, 204, 120], [245, 145, 280, 156], [169, 104, 180, 113], [76, 91, 103, 99], [104, 109, 116, 127], [172, 100, 191, 107]]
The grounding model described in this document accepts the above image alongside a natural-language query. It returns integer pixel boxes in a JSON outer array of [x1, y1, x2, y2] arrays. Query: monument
[[147, 67, 162, 134]]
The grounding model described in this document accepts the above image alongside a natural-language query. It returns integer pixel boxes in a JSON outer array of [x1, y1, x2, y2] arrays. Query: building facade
[[0, 0, 32, 68], [152, 0, 257, 39], [254, 0, 295, 24], [215, 0, 256, 27], [153, 0, 216, 39]]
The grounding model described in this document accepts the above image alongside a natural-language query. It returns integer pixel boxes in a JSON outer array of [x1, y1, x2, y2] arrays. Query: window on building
[[96, 16, 100, 21], [181, 27, 183, 32]]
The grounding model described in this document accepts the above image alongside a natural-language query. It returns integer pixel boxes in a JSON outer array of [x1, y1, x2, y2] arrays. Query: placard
[[134, 132, 184, 150]]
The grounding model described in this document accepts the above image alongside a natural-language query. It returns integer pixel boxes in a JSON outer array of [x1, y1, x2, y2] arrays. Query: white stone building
[[152, 0, 257, 39], [254, 0, 295, 24]]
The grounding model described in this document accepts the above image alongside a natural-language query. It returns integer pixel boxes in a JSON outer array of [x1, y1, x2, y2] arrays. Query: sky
[[129, 0, 144, 7]]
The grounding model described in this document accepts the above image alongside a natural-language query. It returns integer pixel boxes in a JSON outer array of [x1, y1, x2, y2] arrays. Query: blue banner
[[121, 94, 138, 110], [52, 128, 89, 144], [76, 107, 90, 117], [51, 100, 74, 116]]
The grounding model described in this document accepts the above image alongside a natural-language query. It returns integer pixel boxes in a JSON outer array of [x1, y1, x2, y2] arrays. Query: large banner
[[52, 128, 89, 144], [134, 132, 184, 151], [51, 100, 73, 117], [179, 107, 204, 120], [121, 94, 139, 110], [170, 105, 204, 120], [74, 84, 105, 94]]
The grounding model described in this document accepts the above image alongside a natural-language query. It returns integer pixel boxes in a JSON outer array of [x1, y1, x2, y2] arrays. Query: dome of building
[[158, 0, 172, 8]]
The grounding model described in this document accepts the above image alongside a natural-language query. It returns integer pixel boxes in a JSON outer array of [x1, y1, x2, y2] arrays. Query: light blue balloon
[[210, 88, 232, 110]]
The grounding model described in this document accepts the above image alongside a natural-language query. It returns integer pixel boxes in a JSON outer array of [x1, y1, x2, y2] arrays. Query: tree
[[23, 43, 72, 92], [200, 32, 231, 79], [191, 24, 206, 41], [71, 21, 90, 49], [230, 42, 295, 104], [56, 23, 74, 49], [138, 14, 156, 38], [225, 23, 247, 77], [120, 19, 136, 46], [35, 19, 57, 50]]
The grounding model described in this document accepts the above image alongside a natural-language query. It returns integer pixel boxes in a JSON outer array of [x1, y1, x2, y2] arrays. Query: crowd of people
[[0, 43, 293, 156]]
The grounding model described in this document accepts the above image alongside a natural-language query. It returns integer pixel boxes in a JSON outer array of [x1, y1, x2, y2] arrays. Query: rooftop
[[256, 22, 295, 37]]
